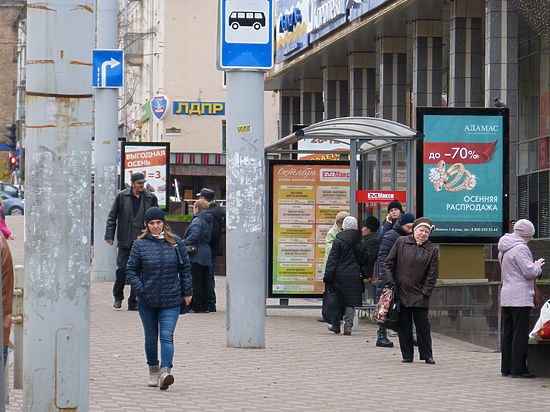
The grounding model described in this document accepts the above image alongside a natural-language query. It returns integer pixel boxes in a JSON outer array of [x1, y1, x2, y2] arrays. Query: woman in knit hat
[[126, 207, 193, 390], [498, 219, 545, 378], [383, 217, 439, 364]]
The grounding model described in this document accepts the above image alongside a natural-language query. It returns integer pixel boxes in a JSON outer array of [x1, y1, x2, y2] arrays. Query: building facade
[[267, 0, 550, 276], [119, 0, 280, 204]]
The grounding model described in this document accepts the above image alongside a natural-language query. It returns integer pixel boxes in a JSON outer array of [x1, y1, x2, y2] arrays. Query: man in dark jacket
[[375, 212, 415, 347], [360, 216, 380, 278], [197, 188, 226, 312], [105, 172, 159, 310]]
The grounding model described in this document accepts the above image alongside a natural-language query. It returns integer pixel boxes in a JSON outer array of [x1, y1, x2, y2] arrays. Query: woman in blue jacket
[[126, 207, 192, 391], [183, 199, 213, 313]]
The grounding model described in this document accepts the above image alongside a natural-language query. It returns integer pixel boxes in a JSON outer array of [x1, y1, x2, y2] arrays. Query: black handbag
[[382, 284, 400, 332], [185, 244, 197, 256], [322, 285, 340, 325]]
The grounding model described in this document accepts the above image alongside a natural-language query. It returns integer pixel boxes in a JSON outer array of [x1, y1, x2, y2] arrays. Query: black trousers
[[113, 247, 136, 306], [398, 306, 432, 360], [501, 306, 531, 375], [191, 263, 210, 312]]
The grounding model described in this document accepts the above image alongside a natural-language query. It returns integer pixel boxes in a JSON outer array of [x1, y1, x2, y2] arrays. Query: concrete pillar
[[378, 37, 408, 123], [279, 90, 300, 138], [349, 52, 376, 117], [449, 0, 483, 107], [485, 0, 519, 220], [300, 78, 323, 125], [322, 66, 349, 120], [413, 20, 443, 108]]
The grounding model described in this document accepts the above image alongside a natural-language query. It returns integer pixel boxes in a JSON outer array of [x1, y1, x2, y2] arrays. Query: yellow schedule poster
[[271, 164, 351, 296]]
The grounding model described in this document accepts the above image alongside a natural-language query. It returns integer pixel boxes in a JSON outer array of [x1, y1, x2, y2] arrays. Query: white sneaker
[[159, 367, 174, 391], [148, 365, 160, 387]]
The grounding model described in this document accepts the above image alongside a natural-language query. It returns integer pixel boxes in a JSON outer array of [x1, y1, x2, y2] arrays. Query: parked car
[[0, 182, 23, 198], [0, 190, 24, 215]]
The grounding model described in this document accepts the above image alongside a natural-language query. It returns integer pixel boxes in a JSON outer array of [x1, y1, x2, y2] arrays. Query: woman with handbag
[[183, 199, 213, 313], [498, 219, 545, 378], [384, 217, 439, 364], [126, 207, 193, 390]]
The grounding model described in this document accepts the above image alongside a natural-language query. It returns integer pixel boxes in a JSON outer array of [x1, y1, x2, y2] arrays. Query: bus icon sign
[[218, 0, 273, 69]]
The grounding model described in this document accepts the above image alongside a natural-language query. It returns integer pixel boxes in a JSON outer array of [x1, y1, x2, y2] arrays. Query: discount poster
[[417, 108, 508, 242], [121, 142, 170, 209], [269, 162, 352, 298]]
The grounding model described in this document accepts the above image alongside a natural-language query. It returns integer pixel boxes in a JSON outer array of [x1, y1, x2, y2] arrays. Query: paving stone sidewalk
[[5, 275, 550, 411]]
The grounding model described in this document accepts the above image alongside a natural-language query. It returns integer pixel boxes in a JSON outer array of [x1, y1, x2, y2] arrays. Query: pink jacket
[[498, 233, 542, 307], [0, 206, 11, 239]]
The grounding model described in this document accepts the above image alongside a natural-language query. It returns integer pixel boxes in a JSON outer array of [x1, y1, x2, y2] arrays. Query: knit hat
[[398, 212, 415, 226], [412, 217, 435, 233], [387, 200, 404, 213], [342, 216, 358, 230], [363, 216, 380, 233], [144, 207, 165, 223], [513, 219, 535, 237]]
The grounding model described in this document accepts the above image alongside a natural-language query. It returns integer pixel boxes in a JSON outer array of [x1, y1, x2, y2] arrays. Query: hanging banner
[[417, 108, 509, 243], [121, 142, 170, 209], [269, 162, 354, 298]]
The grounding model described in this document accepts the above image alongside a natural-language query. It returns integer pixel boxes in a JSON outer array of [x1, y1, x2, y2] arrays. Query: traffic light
[[5, 124, 16, 148], [9, 154, 18, 171]]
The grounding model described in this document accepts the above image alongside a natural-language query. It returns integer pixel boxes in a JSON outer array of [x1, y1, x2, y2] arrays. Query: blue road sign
[[218, 0, 274, 70], [92, 49, 124, 88]]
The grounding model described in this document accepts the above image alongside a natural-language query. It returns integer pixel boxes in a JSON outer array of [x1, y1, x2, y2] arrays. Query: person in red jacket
[[0, 234, 13, 366]]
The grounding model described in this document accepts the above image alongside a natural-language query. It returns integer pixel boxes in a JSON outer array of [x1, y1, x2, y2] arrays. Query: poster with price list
[[121, 142, 170, 209], [417, 108, 509, 243]]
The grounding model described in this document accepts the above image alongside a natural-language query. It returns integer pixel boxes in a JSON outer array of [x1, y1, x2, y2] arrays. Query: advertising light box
[[417, 108, 509, 243]]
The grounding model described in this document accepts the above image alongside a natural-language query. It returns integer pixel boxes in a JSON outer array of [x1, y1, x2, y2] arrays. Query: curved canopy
[[265, 116, 422, 154]]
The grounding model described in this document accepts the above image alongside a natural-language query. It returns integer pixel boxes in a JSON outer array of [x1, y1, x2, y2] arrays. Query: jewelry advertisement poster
[[270, 163, 351, 297], [418, 109, 507, 241]]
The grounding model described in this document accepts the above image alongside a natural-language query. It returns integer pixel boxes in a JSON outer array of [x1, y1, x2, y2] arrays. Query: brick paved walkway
[[5, 275, 550, 411]]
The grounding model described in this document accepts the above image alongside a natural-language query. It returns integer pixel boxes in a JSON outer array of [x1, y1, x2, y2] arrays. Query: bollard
[[12, 265, 23, 389]]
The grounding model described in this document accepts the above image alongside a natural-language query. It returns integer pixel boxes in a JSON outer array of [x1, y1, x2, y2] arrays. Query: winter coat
[[126, 234, 192, 308], [0, 206, 11, 239], [1, 236, 13, 345], [498, 233, 542, 307], [383, 235, 439, 308], [323, 229, 364, 308], [204, 202, 226, 258], [323, 223, 342, 264], [105, 188, 158, 248], [183, 210, 213, 267], [360, 233, 379, 278], [377, 219, 395, 243], [377, 222, 409, 269]]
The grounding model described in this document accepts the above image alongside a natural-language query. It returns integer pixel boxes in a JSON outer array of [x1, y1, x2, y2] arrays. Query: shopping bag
[[536, 320, 550, 339], [383, 289, 400, 332], [529, 299, 550, 339], [322, 287, 340, 325], [373, 285, 394, 324]]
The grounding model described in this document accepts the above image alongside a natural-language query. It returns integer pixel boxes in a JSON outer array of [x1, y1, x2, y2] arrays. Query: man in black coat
[[105, 173, 159, 310]]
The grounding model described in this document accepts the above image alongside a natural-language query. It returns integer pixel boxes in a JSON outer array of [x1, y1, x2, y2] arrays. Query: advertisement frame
[[416, 107, 509, 244], [268, 159, 361, 299], [121, 142, 170, 210]]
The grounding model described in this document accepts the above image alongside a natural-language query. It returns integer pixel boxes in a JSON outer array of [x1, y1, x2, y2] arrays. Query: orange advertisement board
[[270, 163, 351, 297]]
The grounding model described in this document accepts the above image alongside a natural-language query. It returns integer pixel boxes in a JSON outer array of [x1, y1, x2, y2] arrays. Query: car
[[3, 196, 23, 215], [0, 181, 23, 198]]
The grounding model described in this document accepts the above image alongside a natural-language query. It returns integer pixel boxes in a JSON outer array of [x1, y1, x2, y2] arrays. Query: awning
[[265, 116, 422, 154]]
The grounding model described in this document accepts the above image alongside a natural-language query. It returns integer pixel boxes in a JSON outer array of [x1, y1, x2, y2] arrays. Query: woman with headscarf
[[384, 217, 439, 364], [498, 219, 544, 378], [323, 216, 364, 336], [126, 207, 193, 390]]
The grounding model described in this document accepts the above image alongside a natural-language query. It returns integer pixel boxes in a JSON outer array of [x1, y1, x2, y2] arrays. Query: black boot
[[376, 326, 394, 347]]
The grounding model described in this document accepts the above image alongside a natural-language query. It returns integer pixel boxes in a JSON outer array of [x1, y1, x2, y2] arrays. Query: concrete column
[[378, 37, 407, 123], [485, 0, 518, 220], [279, 90, 300, 138], [413, 20, 443, 108], [349, 52, 376, 117], [300, 78, 323, 125], [449, 0, 483, 107], [322, 66, 349, 120]]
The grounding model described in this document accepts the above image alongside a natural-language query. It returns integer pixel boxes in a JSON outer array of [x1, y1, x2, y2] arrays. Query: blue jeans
[[138, 304, 180, 368]]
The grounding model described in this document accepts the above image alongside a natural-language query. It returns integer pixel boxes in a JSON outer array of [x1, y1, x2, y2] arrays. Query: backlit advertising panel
[[417, 108, 509, 243], [349, 0, 390, 21], [275, 0, 310, 62], [121, 142, 170, 210], [269, 162, 353, 298]]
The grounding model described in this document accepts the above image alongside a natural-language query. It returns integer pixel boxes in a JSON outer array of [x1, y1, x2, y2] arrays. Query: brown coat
[[383, 235, 439, 308], [1, 236, 13, 345]]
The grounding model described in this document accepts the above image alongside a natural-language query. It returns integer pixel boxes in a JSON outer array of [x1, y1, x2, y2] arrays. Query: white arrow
[[100, 57, 120, 87]]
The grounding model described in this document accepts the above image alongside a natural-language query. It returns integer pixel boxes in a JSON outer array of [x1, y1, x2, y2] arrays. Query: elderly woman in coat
[[323, 216, 364, 336], [498, 219, 544, 379], [384, 217, 439, 364], [183, 199, 213, 313]]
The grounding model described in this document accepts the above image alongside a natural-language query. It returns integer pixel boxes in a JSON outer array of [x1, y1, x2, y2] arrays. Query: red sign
[[356, 190, 407, 203]]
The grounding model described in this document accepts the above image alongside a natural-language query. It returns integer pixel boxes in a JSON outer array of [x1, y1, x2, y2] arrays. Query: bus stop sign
[[217, 0, 274, 70]]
